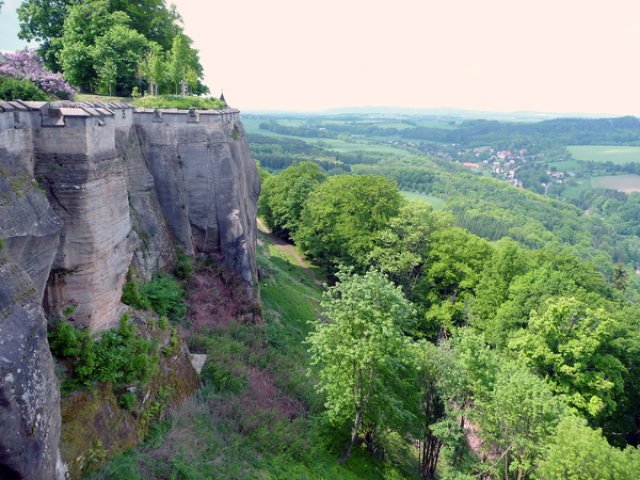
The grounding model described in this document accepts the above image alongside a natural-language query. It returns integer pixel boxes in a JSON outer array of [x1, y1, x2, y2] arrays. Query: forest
[[258, 161, 640, 479]]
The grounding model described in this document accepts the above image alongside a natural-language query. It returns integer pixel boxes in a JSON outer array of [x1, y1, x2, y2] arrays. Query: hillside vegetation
[[91, 234, 415, 479], [257, 164, 640, 479]]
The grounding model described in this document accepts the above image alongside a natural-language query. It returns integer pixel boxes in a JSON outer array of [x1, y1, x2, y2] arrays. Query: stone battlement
[[0, 99, 240, 131]]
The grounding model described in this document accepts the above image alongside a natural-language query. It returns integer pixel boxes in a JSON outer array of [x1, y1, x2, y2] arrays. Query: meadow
[[400, 190, 446, 209], [568, 145, 640, 164]]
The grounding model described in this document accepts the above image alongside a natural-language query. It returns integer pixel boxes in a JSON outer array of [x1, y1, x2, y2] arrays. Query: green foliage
[[142, 274, 187, 322], [49, 314, 157, 389], [295, 175, 403, 274], [118, 391, 137, 411], [122, 274, 186, 322], [121, 279, 151, 310], [0, 75, 48, 101], [21, 0, 206, 94], [306, 269, 418, 461], [260, 161, 327, 239], [174, 251, 194, 280], [132, 95, 225, 110], [508, 296, 626, 422], [475, 362, 567, 480], [200, 337, 248, 394], [535, 416, 640, 479]]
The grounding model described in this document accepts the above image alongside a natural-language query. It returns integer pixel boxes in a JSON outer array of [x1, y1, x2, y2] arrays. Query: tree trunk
[[338, 409, 362, 464]]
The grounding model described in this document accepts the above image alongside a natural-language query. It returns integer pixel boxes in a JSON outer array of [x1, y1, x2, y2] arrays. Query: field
[[400, 190, 446, 209], [243, 116, 413, 157], [590, 174, 640, 192], [568, 146, 640, 165]]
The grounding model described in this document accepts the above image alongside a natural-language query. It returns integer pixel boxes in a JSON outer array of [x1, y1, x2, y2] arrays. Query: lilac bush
[[0, 50, 75, 100]]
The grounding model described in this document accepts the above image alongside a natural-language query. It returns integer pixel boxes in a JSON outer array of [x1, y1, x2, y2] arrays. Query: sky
[[1, 0, 639, 115]]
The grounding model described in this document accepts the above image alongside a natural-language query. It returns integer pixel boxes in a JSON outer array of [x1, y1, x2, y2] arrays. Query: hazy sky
[[2, 0, 639, 115]]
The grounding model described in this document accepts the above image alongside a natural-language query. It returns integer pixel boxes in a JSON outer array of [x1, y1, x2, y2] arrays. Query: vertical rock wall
[[0, 100, 260, 479], [136, 110, 259, 286], [0, 102, 64, 480], [35, 111, 135, 332]]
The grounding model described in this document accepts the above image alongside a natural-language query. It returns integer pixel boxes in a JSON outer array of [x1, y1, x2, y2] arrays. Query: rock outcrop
[[0, 104, 65, 480], [0, 100, 260, 479]]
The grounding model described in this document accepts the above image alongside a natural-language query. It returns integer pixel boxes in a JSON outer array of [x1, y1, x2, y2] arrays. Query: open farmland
[[568, 145, 640, 164], [590, 174, 640, 192]]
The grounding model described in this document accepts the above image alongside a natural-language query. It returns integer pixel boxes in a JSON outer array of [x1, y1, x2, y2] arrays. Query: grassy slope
[[89, 233, 414, 480]]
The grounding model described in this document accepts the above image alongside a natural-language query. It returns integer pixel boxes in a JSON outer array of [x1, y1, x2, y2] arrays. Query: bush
[[122, 279, 151, 310], [142, 274, 187, 322], [118, 391, 137, 411], [122, 274, 186, 322], [49, 314, 158, 389], [0, 50, 75, 99], [132, 94, 225, 110], [175, 252, 193, 280], [0, 75, 48, 101]]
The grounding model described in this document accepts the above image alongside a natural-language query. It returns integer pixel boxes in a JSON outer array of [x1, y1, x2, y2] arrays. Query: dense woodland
[[259, 162, 640, 478]]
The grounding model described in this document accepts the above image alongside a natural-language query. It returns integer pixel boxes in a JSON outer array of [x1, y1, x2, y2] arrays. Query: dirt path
[[257, 220, 323, 287]]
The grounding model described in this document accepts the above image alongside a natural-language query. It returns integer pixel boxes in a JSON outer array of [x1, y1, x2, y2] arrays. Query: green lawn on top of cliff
[[89, 233, 416, 480]]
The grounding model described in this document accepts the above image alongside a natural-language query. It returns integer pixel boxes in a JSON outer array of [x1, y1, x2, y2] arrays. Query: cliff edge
[[0, 99, 260, 479]]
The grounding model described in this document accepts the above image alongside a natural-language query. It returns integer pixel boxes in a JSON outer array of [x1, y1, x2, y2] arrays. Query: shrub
[[142, 274, 186, 322], [49, 314, 158, 389], [122, 274, 186, 322], [0, 75, 48, 101], [175, 252, 194, 280], [132, 94, 225, 110], [118, 391, 137, 411], [122, 279, 151, 310], [0, 50, 75, 99]]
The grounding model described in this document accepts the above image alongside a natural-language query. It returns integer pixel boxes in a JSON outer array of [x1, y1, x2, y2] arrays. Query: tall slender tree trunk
[[338, 409, 362, 464]]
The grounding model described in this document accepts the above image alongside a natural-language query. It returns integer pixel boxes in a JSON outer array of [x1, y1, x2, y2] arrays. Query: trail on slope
[[257, 219, 323, 287]]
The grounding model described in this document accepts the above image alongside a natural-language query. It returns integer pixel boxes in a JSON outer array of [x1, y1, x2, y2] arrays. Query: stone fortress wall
[[0, 100, 254, 333], [0, 99, 258, 479]]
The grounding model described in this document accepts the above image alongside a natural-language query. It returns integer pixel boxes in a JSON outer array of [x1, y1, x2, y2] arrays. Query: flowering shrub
[[0, 50, 75, 100]]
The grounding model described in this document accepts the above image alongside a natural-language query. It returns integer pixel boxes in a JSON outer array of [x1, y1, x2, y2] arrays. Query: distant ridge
[[244, 106, 635, 122]]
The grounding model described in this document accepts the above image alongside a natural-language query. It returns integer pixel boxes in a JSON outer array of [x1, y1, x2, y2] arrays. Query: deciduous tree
[[306, 269, 417, 462]]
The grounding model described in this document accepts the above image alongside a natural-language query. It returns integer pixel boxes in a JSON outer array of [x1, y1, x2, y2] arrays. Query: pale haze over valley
[[2, 0, 639, 114]]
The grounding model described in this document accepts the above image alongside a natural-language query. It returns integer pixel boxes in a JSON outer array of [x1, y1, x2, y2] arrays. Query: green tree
[[535, 416, 640, 480], [17, 0, 72, 69], [416, 226, 492, 337], [92, 24, 152, 95], [57, 0, 129, 91], [367, 202, 450, 297], [97, 57, 117, 96], [166, 34, 188, 94], [508, 297, 626, 423], [259, 161, 326, 239], [295, 175, 403, 274], [139, 43, 166, 95], [475, 362, 567, 480], [306, 269, 417, 462]]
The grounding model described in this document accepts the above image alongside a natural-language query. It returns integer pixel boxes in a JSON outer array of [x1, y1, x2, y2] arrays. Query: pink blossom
[[0, 50, 75, 100]]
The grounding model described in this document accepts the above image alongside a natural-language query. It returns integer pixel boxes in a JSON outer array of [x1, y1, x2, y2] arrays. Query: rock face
[[0, 100, 260, 478], [34, 107, 135, 332], [135, 110, 259, 286], [0, 104, 65, 480]]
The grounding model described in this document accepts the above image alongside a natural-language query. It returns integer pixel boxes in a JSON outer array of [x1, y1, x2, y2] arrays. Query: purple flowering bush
[[0, 50, 75, 100]]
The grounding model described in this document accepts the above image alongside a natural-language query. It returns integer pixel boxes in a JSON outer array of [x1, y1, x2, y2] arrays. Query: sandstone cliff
[[0, 99, 260, 479]]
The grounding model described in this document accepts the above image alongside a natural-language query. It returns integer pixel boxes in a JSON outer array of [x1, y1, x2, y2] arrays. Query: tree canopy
[[306, 269, 417, 462], [17, 0, 207, 96]]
